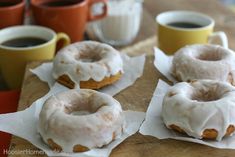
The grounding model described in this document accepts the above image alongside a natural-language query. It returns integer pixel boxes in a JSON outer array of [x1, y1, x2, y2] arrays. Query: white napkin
[[0, 83, 146, 157], [139, 79, 235, 149], [30, 54, 146, 96], [153, 47, 177, 83]]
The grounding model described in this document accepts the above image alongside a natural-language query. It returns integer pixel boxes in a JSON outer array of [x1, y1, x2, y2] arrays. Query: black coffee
[[0, 2, 17, 7], [42, 0, 81, 7], [167, 22, 203, 28], [1, 37, 48, 48]]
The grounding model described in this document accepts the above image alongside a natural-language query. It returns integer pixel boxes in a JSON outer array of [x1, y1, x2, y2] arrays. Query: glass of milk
[[91, 0, 143, 46]]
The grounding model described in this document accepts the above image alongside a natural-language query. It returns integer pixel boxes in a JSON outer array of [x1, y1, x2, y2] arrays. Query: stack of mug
[[0, 0, 107, 89]]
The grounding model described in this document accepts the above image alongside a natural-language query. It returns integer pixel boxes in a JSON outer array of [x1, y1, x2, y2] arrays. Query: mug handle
[[208, 31, 228, 49], [56, 32, 71, 52], [88, 0, 108, 21]]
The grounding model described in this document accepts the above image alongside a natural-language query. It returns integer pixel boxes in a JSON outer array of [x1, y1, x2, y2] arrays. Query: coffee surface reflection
[[41, 0, 81, 7], [1, 37, 48, 48], [167, 22, 203, 28], [0, 2, 17, 7]]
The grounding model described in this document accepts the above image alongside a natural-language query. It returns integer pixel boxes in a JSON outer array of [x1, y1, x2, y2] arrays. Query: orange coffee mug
[[0, 0, 25, 29], [31, 0, 108, 42]]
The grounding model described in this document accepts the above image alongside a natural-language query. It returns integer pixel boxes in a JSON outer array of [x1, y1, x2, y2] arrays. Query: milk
[[92, 0, 143, 46]]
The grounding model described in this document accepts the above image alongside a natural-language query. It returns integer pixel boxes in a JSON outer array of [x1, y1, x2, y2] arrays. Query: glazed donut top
[[52, 41, 123, 86], [172, 44, 235, 83], [162, 80, 235, 140], [38, 89, 124, 152]]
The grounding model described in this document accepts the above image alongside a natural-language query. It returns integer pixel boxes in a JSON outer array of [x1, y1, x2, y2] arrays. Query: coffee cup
[[0, 0, 25, 29], [156, 10, 228, 55], [0, 25, 70, 89], [31, 0, 108, 42]]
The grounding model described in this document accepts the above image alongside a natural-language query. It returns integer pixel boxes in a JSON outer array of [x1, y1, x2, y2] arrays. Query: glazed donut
[[38, 89, 125, 153], [52, 41, 123, 89], [162, 80, 235, 140], [171, 44, 235, 85]]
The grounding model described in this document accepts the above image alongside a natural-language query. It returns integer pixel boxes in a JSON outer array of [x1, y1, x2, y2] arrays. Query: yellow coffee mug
[[0, 26, 70, 89], [156, 10, 228, 55]]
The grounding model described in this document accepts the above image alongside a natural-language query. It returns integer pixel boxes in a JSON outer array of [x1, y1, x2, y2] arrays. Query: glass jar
[[91, 0, 143, 46]]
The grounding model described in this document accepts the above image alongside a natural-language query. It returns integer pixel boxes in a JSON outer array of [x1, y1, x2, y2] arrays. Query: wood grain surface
[[7, 0, 235, 157]]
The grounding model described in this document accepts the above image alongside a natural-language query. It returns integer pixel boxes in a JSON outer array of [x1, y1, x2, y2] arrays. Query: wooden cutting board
[[8, 37, 235, 157]]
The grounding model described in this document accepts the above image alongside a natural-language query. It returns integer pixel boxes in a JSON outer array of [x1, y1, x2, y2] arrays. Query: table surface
[[7, 0, 235, 157]]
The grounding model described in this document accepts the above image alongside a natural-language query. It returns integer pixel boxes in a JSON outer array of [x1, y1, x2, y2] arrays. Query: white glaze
[[52, 41, 123, 87], [172, 44, 235, 84], [162, 80, 235, 141], [38, 89, 125, 153]]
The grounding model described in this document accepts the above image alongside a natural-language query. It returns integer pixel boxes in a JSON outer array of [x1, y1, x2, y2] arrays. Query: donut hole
[[63, 97, 107, 116], [80, 54, 102, 63], [64, 105, 92, 115], [191, 87, 222, 102], [64, 104, 95, 116], [75, 52, 102, 63], [196, 51, 222, 61], [70, 110, 91, 116]]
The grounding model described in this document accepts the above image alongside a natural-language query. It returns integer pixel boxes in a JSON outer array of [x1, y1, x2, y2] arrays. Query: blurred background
[[1, 0, 235, 90], [220, 0, 235, 11]]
